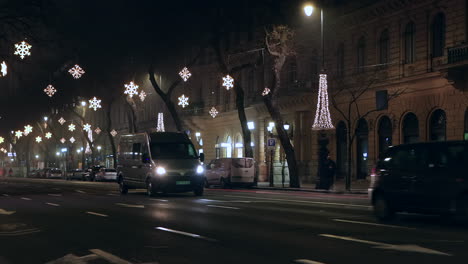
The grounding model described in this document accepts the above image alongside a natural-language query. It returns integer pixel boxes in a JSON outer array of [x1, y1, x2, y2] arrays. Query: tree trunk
[[264, 97, 300, 188], [106, 101, 118, 169], [165, 95, 184, 132], [234, 83, 253, 158], [346, 131, 353, 191], [125, 97, 138, 133]]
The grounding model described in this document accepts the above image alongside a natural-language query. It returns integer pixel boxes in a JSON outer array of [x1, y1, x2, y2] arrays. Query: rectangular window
[[376, 90, 388, 110]]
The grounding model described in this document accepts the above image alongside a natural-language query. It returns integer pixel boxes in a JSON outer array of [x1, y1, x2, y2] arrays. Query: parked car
[[68, 169, 87, 181], [117, 132, 205, 196], [205, 158, 256, 188], [37, 168, 51, 178], [370, 141, 468, 221], [47, 168, 63, 179], [87, 165, 104, 181], [65, 169, 75, 180], [28, 169, 40, 178], [94, 168, 117, 182]]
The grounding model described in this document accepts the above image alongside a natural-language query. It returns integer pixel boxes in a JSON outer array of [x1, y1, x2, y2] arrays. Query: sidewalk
[[255, 179, 369, 195]]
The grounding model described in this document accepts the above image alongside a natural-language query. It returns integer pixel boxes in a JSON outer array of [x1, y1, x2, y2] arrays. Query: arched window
[[464, 109, 468, 140], [378, 116, 392, 156], [356, 118, 369, 179], [402, 112, 419, 144], [235, 135, 243, 158], [404, 22, 415, 63], [337, 42, 345, 77], [336, 121, 347, 178], [357, 36, 366, 72], [429, 109, 446, 141], [379, 29, 389, 65], [431, 13, 446, 57]]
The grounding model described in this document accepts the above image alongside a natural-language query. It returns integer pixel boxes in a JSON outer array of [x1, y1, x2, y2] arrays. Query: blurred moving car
[[205, 158, 256, 188], [87, 165, 104, 181], [47, 168, 63, 179], [28, 169, 40, 178], [68, 169, 87, 181], [94, 168, 117, 182], [370, 141, 468, 221]]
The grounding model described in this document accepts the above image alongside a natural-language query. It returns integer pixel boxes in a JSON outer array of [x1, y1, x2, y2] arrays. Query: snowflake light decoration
[[124, 81, 139, 98], [24, 125, 33, 136], [312, 73, 334, 130], [35, 136, 42, 143], [44, 85, 57, 97], [45, 132, 52, 139], [69, 137, 75, 144], [68, 123, 76, 132], [58, 117, 66, 125], [15, 130, 23, 139], [60, 138, 66, 144], [14, 41, 32, 59], [0, 137, 4, 144], [89, 97, 102, 111], [68, 64, 85, 79], [262, 87, 271, 96], [156, 113, 165, 132], [110, 129, 118, 137], [94, 127, 101, 135], [139, 91, 146, 102], [83, 123, 91, 132], [178, 94, 189, 108], [179, 67, 192, 82], [222, 74, 234, 90], [209, 107, 219, 118], [0, 61, 7, 77]]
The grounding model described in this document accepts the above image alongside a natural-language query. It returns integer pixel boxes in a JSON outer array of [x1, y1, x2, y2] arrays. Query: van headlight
[[196, 165, 204, 174], [156, 167, 166, 175]]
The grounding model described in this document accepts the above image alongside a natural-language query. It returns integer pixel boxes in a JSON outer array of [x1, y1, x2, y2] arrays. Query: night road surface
[[0, 178, 467, 264]]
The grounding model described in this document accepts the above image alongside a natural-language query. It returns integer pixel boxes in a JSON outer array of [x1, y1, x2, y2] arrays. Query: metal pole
[[321, 8, 324, 70], [269, 149, 274, 187]]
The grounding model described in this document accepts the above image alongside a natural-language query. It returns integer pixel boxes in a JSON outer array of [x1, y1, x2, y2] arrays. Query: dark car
[[87, 165, 104, 181], [69, 169, 87, 181], [370, 141, 468, 221]]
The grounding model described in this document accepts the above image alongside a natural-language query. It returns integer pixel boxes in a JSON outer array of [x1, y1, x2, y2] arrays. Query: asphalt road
[[0, 177, 467, 264]]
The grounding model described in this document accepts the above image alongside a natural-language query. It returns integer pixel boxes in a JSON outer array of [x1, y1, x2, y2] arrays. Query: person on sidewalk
[[325, 156, 336, 190]]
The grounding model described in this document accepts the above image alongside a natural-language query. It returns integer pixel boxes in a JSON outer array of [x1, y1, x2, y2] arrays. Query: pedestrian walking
[[8, 168, 13, 177], [325, 156, 336, 190]]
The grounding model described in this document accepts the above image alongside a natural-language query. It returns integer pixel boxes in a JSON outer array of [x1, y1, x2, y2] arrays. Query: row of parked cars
[[29, 166, 117, 182]]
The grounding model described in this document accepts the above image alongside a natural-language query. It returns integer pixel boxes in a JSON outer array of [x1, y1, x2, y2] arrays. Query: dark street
[[0, 178, 466, 264]]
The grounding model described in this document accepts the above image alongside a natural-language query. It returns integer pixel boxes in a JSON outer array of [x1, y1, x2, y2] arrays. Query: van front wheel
[[373, 194, 394, 221], [119, 178, 128, 195], [146, 180, 157, 197]]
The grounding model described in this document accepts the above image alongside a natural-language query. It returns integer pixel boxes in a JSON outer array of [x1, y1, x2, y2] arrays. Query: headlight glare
[[196, 165, 204, 174], [156, 166, 166, 175]]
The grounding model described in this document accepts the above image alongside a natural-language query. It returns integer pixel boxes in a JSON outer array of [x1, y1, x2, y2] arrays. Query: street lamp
[[247, 121, 255, 130], [81, 101, 87, 107], [43, 116, 48, 122], [283, 122, 290, 131]]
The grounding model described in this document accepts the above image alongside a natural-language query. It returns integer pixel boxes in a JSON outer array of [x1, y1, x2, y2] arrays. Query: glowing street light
[[304, 4, 314, 16]]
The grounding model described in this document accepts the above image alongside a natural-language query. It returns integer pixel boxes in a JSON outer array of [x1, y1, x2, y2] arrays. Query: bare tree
[[331, 71, 406, 190], [264, 25, 300, 188]]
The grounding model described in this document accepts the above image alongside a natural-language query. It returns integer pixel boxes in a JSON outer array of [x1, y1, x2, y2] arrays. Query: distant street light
[[81, 101, 87, 107], [283, 122, 290, 131], [247, 121, 255, 130], [304, 4, 314, 16], [43, 116, 48, 121]]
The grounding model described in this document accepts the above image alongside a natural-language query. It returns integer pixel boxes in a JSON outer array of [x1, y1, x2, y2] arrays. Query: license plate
[[176, 181, 191, 185]]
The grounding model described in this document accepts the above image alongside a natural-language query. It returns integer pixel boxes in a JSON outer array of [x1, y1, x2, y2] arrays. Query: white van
[[117, 132, 205, 196], [205, 158, 255, 188]]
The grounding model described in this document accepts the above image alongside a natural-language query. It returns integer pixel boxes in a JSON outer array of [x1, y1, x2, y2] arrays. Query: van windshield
[[150, 143, 198, 159]]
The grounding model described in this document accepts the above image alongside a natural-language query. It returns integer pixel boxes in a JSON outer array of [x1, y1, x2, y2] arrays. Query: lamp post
[[305, 3, 334, 190]]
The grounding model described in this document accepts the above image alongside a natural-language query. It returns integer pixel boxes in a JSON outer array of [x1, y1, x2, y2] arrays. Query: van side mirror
[[199, 153, 205, 162], [142, 153, 151, 163]]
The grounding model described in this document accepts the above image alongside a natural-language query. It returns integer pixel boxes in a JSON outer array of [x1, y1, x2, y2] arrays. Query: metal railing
[[448, 44, 468, 64]]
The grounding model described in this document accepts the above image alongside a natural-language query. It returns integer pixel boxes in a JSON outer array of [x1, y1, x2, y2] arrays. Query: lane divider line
[[86, 211, 108, 217], [2, 194, 9, 197], [48, 194, 62, 197], [224, 195, 371, 209], [20, 197, 32, 201], [149, 199, 168, 202], [115, 203, 145, 208], [333, 219, 416, 230], [155, 227, 217, 242], [89, 249, 132, 264], [206, 205, 240, 210], [295, 259, 327, 264], [76, 190, 86, 194], [46, 203, 60, 207]]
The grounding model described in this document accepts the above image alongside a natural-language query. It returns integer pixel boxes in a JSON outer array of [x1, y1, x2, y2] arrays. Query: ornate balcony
[[448, 44, 468, 64]]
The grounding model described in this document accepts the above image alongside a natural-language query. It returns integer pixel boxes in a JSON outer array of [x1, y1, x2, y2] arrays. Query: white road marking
[[107, 193, 119, 196], [0, 209, 15, 215], [115, 203, 145, 208], [48, 193, 62, 197], [2, 194, 9, 197], [0, 228, 41, 236], [206, 205, 240, 210], [46, 203, 60, 207], [333, 219, 416, 230], [320, 234, 452, 256], [149, 198, 168, 202], [76, 190, 86, 193], [155, 227, 217, 242], [198, 198, 222, 202], [86, 211, 108, 217], [89, 249, 132, 264], [224, 195, 371, 209], [295, 259, 327, 264], [20, 197, 32, 201]]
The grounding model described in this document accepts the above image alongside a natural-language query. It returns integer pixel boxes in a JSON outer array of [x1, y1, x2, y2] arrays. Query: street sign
[[267, 138, 276, 149]]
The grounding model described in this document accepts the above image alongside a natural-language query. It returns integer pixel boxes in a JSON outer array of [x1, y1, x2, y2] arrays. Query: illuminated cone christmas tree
[[312, 73, 334, 130], [156, 113, 165, 132]]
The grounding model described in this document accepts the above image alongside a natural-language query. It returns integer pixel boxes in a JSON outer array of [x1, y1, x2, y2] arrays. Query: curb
[[253, 186, 368, 195]]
